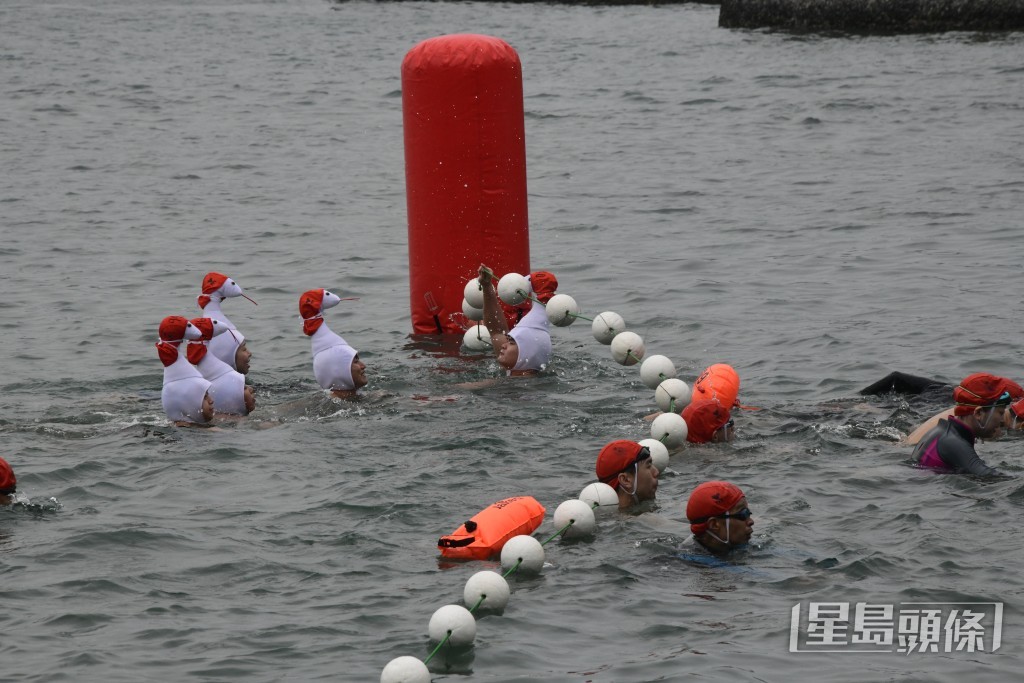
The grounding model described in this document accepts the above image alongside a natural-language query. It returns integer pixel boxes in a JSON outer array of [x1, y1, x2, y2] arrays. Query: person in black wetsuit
[[911, 373, 1013, 477]]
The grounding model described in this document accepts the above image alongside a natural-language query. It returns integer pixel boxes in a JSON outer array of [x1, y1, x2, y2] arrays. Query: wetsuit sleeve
[[940, 439, 1005, 477]]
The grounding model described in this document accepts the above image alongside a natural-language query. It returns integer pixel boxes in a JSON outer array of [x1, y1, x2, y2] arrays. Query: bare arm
[[478, 265, 509, 358]]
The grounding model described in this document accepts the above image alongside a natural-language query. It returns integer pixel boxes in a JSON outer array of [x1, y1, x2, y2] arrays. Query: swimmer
[[197, 272, 255, 371], [681, 398, 735, 444], [187, 318, 255, 415], [476, 265, 555, 377], [300, 288, 367, 399], [905, 375, 1023, 445], [0, 457, 16, 506], [595, 440, 659, 510], [156, 316, 215, 427], [910, 373, 1012, 476], [686, 481, 755, 555]]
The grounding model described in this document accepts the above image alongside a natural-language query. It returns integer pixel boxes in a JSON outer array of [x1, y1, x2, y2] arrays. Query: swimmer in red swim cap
[[595, 440, 659, 510], [686, 481, 755, 554]]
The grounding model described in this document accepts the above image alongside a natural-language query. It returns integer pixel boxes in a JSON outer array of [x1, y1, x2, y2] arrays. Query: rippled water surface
[[2, 1, 1023, 681]]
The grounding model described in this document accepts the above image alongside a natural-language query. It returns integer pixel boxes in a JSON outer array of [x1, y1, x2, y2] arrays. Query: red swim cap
[[1011, 398, 1024, 421], [595, 440, 645, 490], [529, 271, 558, 304], [0, 457, 16, 495], [681, 399, 732, 444], [686, 481, 744, 536], [953, 373, 1012, 417]]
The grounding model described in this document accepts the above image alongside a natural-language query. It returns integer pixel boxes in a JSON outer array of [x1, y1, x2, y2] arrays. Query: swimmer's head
[[234, 341, 251, 375], [953, 373, 1013, 416], [350, 354, 368, 389], [596, 440, 658, 507], [201, 391, 215, 422], [497, 334, 518, 370], [686, 481, 753, 552], [681, 398, 734, 444]]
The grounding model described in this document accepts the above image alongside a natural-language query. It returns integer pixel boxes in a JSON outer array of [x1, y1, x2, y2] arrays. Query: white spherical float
[[610, 331, 645, 366], [499, 534, 545, 575], [655, 378, 691, 413], [497, 272, 530, 306], [579, 482, 619, 508], [640, 355, 677, 389], [591, 311, 625, 345], [638, 438, 670, 474], [651, 412, 688, 449], [463, 278, 484, 309], [428, 604, 477, 647], [552, 499, 597, 539], [464, 570, 510, 613], [545, 294, 580, 327], [380, 656, 431, 683], [462, 298, 483, 322], [462, 324, 491, 352]]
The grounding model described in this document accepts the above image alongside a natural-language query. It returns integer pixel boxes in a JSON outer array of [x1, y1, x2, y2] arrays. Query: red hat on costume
[[595, 440, 647, 490], [952, 373, 1014, 417], [681, 399, 732, 444], [0, 457, 16, 495], [299, 288, 324, 321], [686, 481, 744, 536], [529, 271, 558, 304]]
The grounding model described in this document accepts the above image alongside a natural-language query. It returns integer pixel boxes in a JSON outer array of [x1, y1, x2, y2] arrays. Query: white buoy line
[[460, 272, 693, 452], [379, 484, 622, 682]]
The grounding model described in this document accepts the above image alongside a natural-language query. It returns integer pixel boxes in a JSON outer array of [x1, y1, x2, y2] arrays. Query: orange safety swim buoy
[[438, 496, 546, 560], [693, 363, 741, 409]]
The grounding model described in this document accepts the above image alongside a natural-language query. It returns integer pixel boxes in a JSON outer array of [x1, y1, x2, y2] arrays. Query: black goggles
[[620, 446, 651, 474], [689, 507, 752, 525]]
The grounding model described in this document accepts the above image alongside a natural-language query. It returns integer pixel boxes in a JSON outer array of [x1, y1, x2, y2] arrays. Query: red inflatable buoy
[[692, 363, 741, 408], [438, 496, 546, 561], [402, 34, 531, 335]]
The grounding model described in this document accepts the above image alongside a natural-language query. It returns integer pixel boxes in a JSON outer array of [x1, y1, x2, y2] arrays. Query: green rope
[[568, 311, 594, 322], [424, 631, 453, 664], [627, 351, 643, 365], [467, 594, 486, 614], [541, 520, 574, 546], [501, 558, 523, 579], [669, 397, 676, 414]]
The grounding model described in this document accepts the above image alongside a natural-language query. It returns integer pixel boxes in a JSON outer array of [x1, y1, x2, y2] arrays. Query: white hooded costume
[[300, 288, 360, 392], [157, 317, 213, 424], [187, 318, 250, 415], [197, 272, 254, 369], [508, 298, 552, 373]]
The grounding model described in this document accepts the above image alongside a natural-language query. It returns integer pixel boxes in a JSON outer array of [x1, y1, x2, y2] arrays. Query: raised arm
[[478, 264, 510, 357]]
